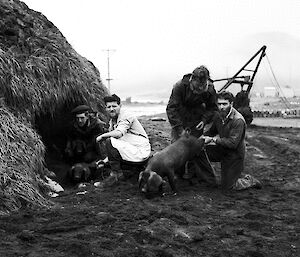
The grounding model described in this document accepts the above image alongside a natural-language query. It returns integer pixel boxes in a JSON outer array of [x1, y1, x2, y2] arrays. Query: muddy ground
[[0, 114, 299, 257]]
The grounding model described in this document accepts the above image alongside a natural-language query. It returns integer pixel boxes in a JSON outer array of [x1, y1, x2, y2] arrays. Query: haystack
[[0, 0, 109, 212], [0, 101, 50, 213]]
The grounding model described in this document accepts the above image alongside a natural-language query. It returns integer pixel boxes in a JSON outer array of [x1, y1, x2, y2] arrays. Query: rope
[[265, 54, 291, 109]]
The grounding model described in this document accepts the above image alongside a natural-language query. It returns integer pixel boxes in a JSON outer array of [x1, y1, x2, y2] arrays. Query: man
[[166, 65, 218, 181], [166, 65, 218, 141], [96, 94, 151, 186], [199, 91, 261, 190], [65, 105, 106, 164]]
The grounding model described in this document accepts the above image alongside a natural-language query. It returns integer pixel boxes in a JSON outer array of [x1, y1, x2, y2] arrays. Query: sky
[[22, 0, 300, 101]]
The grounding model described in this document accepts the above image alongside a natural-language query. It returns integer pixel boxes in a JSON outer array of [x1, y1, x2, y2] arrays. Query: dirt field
[[0, 115, 299, 257]]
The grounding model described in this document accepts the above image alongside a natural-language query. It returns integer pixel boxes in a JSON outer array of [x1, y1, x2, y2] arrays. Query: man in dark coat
[[166, 65, 218, 183], [199, 91, 261, 190], [166, 65, 218, 142], [65, 105, 106, 164]]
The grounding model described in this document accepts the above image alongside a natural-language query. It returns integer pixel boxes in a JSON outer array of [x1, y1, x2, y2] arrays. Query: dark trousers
[[192, 150, 217, 186], [105, 138, 148, 175], [196, 144, 244, 189], [105, 138, 123, 162]]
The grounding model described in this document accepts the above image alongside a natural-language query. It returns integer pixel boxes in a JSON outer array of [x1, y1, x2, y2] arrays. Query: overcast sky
[[23, 0, 300, 101]]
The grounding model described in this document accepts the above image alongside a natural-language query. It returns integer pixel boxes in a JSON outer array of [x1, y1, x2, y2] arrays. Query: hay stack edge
[[0, 0, 109, 213]]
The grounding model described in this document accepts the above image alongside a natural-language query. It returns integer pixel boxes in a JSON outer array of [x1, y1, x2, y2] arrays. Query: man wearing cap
[[65, 105, 106, 164], [166, 65, 218, 184], [96, 94, 151, 186]]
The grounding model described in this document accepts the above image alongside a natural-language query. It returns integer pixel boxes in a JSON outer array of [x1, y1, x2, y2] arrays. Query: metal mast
[[102, 49, 116, 92]]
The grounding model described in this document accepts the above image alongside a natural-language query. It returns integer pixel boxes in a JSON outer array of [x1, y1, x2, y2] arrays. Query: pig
[[138, 130, 204, 195], [69, 162, 91, 183]]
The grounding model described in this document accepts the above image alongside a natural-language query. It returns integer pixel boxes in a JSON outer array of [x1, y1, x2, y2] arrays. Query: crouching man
[[64, 105, 107, 183], [65, 105, 106, 164], [198, 91, 261, 190], [96, 94, 151, 186]]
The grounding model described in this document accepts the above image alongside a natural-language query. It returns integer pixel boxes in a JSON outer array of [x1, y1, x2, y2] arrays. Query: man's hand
[[200, 135, 213, 144], [212, 135, 220, 144], [196, 121, 204, 131], [96, 135, 103, 142]]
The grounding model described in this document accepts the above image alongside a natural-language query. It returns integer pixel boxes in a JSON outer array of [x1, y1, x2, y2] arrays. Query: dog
[[68, 162, 91, 183], [138, 130, 204, 195]]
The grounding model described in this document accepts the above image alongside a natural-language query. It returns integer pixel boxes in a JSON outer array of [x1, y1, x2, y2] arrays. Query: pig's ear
[[138, 171, 144, 188], [181, 127, 191, 138], [68, 165, 75, 178], [83, 167, 90, 181], [185, 127, 191, 135], [150, 173, 163, 188]]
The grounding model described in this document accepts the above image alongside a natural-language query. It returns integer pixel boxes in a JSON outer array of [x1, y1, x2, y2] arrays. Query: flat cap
[[192, 65, 210, 79], [71, 105, 91, 114]]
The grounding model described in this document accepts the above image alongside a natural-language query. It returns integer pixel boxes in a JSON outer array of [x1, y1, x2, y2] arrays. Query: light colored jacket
[[109, 110, 151, 162]]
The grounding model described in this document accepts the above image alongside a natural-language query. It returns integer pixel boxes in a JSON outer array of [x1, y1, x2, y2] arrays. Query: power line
[[102, 49, 116, 92]]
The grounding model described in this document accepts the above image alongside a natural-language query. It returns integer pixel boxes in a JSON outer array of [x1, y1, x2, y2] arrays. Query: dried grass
[[0, 103, 51, 213], [0, 0, 109, 212], [0, 0, 108, 121]]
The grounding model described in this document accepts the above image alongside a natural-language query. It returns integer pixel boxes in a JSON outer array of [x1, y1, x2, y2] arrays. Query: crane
[[213, 46, 267, 124]]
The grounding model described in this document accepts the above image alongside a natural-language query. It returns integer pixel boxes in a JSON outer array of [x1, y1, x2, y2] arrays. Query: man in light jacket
[[96, 94, 151, 186]]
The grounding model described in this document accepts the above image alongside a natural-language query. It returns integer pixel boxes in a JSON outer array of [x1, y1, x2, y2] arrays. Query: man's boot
[[103, 161, 123, 187], [233, 174, 262, 190], [182, 161, 196, 179]]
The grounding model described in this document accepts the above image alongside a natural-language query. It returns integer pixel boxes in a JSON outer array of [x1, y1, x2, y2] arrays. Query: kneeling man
[[96, 94, 151, 186], [199, 91, 261, 190]]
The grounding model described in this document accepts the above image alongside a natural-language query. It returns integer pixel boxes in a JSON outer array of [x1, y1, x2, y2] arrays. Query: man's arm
[[166, 81, 184, 133], [203, 119, 218, 137], [201, 117, 219, 144], [96, 116, 132, 142], [215, 119, 245, 149], [96, 130, 123, 142]]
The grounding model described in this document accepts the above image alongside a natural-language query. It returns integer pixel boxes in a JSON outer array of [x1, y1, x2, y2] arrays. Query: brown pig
[[138, 131, 204, 195]]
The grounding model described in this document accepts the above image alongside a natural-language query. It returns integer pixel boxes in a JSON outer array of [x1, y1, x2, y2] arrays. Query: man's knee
[[104, 138, 123, 162], [221, 158, 244, 189]]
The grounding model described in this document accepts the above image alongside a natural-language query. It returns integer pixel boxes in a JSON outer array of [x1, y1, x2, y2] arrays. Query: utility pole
[[102, 49, 116, 92]]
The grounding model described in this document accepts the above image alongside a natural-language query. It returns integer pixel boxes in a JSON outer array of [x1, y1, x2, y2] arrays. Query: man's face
[[190, 76, 207, 92], [217, 98, 232, 117], [106, 101, 121, 119], [75, 113, 89, 127]]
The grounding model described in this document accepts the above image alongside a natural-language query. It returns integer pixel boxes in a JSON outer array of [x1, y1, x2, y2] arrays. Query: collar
[[109, 110, 123, 129], [189, 80, 209, 94], [221, 106, 234, 124], [226, 106, 234, 120], [74, 118, 90, 130]]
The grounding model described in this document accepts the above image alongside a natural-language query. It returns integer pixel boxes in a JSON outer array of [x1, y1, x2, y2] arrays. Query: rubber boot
[[233, 174, 262, 190], [103, 161, 123, 187]]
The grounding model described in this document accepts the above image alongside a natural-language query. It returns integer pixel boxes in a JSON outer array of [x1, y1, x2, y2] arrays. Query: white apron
[[111, 133, 151, 162]]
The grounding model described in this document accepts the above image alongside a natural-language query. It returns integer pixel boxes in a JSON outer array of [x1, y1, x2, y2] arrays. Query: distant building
[[279, 86, 295, 98], [264, 87, 278, 97], [250, 91, 263, 98], [125, 97, 132, 104]]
